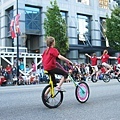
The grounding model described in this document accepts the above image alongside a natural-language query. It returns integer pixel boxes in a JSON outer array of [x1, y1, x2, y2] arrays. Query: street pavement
[[0, 79, 120, 120]]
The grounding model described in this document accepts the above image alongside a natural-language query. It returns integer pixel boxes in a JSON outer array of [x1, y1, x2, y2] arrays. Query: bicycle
[[91, 66, 110, 83], [41, 63, 90, 108], [105, 69, 120, 82], [91, 72, 110, 83]]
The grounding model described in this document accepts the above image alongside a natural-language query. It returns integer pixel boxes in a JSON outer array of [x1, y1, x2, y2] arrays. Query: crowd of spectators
[[0, 61, 48, 86], [0, 61, 118, 86]]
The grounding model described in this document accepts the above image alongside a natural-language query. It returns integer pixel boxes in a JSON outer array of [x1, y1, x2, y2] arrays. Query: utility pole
[[16, 0, 19, 80]]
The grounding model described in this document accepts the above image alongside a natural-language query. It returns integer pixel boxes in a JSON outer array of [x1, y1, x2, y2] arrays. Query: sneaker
[[55, 86, 66, 92], [44, 95, 49, 103], [95, 78, 98, 80]]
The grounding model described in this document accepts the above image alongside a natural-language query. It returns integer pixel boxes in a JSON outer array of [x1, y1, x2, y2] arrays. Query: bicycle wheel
[[102, 74, 110, 83], [75, 82, 90, 103], [41, 85, 63, 108], [91, 74, 98, 83]]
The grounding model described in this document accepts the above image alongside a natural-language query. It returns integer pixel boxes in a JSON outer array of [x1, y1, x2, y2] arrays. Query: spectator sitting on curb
[[31, 61, 36, 74], [13, 75, 18, 86], [18, 73, 24, 85]]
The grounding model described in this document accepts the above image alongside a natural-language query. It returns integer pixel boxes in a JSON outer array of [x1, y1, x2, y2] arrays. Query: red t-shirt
[[101, 67, 106, 73], [101, 54, 109, 63], [6, 66, 12, 74], [117, 57, 120, 64], [42, 47, 59, 70], [90, 57, 98, 66]]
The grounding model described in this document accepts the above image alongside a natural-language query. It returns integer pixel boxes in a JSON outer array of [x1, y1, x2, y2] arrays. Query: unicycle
[[41, 71, 64, 108]]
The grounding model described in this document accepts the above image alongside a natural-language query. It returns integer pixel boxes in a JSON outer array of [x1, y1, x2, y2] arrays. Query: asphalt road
[[0, 80, 120, 120]]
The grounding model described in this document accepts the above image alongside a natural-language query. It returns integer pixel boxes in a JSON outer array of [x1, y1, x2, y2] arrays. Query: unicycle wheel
[[91, 74, 98, 83], [103, 74, 110, 83], [41, 85, 63, 108]]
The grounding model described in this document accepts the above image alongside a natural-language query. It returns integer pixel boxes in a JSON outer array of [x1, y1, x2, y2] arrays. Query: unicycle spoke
[[49, 93, 62, 105]]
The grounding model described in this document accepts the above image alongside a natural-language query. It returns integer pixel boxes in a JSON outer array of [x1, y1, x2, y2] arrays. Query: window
[[77, 14, 91, 46], [60, 11, 67, 23], [77, 0, 90, 5], [5, 7, 14, 36], [25, 6, 41, 33], [114, 0, 120, 6], [99, 0, 109, 9], [100, 18, 106, 46]]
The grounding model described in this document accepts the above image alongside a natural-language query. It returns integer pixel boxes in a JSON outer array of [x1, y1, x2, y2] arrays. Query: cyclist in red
[[85, 53, 99, 71], [42, 36, 72, 90], [85, 53, 100, 80], [101, 49, 115, 74], [116, 55, 120, 65], [113, 55, 120, 76]]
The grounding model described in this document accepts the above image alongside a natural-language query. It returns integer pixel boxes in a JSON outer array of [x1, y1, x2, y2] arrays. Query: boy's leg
[[57, 76, 65, 88], [106, 65, 113, 74]]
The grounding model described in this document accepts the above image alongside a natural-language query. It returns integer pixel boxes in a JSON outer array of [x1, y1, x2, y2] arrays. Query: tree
[[44, 0, 69, 55], [105, 6, 120, 51]]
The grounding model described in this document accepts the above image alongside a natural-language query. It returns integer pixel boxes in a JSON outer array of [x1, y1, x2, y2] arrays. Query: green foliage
[[105, 6, 120, 51], [44, 0, 69, 55]]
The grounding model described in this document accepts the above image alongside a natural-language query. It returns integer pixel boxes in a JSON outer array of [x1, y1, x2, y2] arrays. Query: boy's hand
[[66, 61, 73, 66], [69, 61, 73, 65]]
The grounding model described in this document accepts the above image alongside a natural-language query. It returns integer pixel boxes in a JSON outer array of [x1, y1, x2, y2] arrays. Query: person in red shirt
[[85, 53, 99, 80], [6, 64, 12, 82], [42, 36, 72, 90], [101, 49, 115, 74], [31, 61, 36, 74], [114, 55, 120, 76], [95, 65, 107, 80], [85, 53, 99, 72], [114, 54, 120, 66], [117, 56, 120, 64], [100, 65, 107, 73]]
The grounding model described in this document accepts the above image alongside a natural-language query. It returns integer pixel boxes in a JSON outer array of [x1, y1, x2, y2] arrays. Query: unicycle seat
[[44, 70, 49, 75]]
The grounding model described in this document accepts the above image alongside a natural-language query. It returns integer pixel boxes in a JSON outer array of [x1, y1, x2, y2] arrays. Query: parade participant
[[42, 36, 72, 90], [101, 49, 115, 74], [85, 53, 99, 72]]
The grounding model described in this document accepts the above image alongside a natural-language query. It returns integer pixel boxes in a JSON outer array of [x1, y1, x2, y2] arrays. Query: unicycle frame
[[44, 70, 55, 98]]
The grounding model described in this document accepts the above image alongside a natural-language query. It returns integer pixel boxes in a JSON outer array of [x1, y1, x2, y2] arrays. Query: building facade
[[0, 0, 118, 63]]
